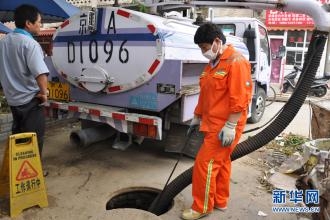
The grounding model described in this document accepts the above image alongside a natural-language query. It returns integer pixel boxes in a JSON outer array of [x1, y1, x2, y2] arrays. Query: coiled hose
[[149, 30, 329, 215]]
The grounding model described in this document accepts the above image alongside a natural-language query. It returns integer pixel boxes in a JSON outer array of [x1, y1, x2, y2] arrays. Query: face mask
[[203, 41, 220, 61]]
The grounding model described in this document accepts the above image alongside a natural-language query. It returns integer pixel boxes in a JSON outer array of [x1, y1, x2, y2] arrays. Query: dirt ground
[[0, 101, 321, 219], [0, 122, 297, 220]]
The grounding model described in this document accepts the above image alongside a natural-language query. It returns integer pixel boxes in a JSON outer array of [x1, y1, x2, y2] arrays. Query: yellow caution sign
[[0, 132, 48, 217]]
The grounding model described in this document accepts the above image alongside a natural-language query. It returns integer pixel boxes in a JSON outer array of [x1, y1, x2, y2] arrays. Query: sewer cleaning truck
[[45, 5, 271, 154]]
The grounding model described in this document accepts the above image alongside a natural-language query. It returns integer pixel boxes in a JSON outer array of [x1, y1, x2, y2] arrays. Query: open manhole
[[106, 187, 173, 215]]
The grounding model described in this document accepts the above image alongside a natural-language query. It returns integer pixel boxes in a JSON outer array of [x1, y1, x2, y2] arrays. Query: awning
[[39, 29, 56, 36], [0, 0, 80, 23]]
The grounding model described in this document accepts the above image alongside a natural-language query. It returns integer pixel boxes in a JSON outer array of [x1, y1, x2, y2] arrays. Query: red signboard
[[265, 0, 330, 27], [265, 10, 314, 27]]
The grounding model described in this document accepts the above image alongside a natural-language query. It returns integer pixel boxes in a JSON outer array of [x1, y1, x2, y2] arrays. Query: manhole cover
[[106, 187, 173, 215]]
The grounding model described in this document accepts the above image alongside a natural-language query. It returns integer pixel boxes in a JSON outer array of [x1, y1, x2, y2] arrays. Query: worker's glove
[[218, 121, 237, 147], [187, 116, 200, 136]]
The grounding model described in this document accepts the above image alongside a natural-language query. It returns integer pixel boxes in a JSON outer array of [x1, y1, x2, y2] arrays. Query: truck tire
[[248, 87, 266, 124]]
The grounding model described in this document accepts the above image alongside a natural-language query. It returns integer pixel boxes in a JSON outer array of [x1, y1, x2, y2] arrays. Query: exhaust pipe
[[70, 124, 115, 148]]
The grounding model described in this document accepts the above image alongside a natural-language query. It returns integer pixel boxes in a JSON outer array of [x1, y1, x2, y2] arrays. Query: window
[[286, 51, 303, 66], [285, 30, 311, 68], [259, 25, 270, 65], [286, 30, 305, 48], [216, 24, 236, 36]]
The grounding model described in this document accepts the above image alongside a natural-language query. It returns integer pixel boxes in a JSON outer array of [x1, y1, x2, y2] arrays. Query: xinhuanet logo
[[272, 206, 320, 213]]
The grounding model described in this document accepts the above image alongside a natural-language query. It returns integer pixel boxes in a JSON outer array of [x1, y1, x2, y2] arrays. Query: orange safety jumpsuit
[[191, 45, 252, 214]]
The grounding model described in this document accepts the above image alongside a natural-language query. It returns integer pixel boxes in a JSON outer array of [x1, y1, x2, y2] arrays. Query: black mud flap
[[163, 123, 204, 158]]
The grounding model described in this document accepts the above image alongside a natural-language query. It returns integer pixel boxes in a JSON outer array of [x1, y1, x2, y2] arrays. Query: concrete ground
[[0, 98, 325, 220]]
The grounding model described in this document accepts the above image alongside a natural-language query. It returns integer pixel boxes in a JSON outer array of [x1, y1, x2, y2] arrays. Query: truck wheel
[[248, 88, 266, 124]]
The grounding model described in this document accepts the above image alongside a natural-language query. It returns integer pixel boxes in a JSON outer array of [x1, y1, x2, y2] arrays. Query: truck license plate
[[47, 82, 70, 102]]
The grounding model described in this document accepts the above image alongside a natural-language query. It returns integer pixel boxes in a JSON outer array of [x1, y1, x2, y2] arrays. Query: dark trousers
[[10, 98, 45, 156]]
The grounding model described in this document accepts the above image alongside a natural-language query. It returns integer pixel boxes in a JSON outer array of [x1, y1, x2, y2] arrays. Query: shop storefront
[[265, 0, 329, 83]]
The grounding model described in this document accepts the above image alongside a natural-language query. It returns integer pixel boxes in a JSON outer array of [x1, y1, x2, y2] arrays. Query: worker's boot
[[181, 208, 208, 220]]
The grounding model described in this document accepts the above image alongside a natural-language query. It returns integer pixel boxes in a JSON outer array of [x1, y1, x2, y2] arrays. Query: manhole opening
[[106, 188, 173, 215]]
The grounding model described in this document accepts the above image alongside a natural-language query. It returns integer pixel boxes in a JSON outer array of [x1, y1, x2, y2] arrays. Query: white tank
[[51, 7, 249, 94]]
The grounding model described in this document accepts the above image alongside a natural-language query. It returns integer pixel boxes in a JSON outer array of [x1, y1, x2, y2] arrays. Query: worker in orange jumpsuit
[[181, 23, 253, 220]]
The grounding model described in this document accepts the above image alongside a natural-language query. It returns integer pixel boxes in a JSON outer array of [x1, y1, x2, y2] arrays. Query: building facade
[[265, 0, 330, 83]]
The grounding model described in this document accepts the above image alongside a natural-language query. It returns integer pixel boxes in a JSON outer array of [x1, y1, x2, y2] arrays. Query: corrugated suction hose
[[149, 30, 329, 215]]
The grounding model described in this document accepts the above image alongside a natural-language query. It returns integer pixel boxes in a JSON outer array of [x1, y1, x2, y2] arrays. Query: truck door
[[257, 25, 271, 86], [247, 24, 271, 123]]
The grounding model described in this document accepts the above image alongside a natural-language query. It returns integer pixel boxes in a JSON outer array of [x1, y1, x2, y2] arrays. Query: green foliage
[[0, 90, 10, 113], [266, 133, 309, 156], [132, 0, 150, 13]]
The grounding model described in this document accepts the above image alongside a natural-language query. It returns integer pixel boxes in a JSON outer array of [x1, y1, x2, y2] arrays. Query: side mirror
[[278, 45, 286, 58], [243, 28, 256, 39]]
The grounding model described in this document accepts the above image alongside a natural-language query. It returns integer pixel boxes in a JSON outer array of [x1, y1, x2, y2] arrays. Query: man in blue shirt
[[0, 5, 49, 162]]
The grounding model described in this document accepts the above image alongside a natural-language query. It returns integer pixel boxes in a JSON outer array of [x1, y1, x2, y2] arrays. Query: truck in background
[[45, 7, 271, 156]]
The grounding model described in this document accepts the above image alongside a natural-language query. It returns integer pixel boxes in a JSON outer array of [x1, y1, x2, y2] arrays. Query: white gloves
[[187, 116, 200, 136], [218, 121, 237, 147]]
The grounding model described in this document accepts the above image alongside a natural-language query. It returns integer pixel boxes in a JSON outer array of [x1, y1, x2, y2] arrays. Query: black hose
[[149, 30, 328, 215], [232, 31, 326, 160]]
